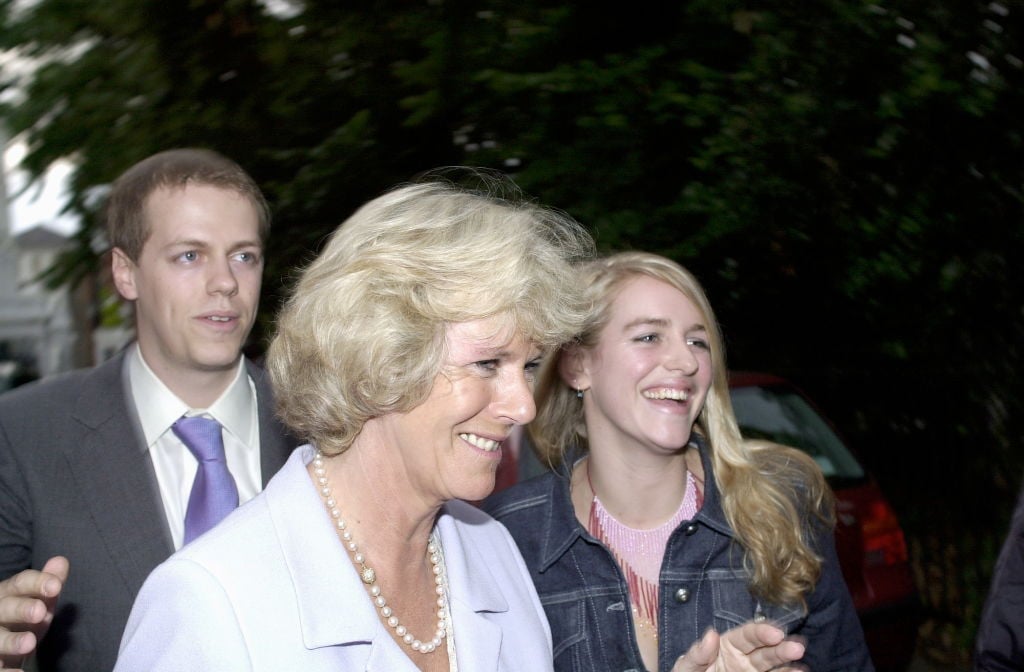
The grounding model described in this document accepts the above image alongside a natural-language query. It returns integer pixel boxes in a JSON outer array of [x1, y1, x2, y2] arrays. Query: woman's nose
[[665, 340, 699, 375], [496, 372, 537, 425]]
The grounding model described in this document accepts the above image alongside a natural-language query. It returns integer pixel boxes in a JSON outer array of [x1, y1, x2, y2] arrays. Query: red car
[[728, 372, 919, 672]]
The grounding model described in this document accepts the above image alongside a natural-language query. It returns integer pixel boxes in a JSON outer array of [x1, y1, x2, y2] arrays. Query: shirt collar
[[127, 344, 254, 448]]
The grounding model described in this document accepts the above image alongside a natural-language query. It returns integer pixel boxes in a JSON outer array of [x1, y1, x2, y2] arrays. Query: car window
[[729, 384, 865, 481]]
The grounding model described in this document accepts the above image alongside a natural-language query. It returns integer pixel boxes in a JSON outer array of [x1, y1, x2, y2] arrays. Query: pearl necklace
[[313, 450, 450, 654]]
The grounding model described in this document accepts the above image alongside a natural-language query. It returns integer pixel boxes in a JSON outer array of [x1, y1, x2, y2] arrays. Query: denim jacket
[[482, 442, 873, 672]]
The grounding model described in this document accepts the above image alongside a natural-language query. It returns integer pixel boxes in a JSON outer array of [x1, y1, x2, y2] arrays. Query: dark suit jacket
[[0, 349, 296, 672]]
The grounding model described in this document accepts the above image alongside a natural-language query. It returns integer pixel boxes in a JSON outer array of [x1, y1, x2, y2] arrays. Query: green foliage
[[2, 2, 1022, 656]]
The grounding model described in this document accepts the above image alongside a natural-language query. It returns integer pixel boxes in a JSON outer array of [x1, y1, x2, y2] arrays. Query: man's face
[[112, 183, 264, 389]]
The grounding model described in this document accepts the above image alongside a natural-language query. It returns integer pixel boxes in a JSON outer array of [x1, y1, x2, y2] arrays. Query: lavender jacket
[[115, 445, 553, 672]]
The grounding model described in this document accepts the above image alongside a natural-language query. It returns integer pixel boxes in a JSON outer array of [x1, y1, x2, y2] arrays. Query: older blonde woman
[[114, 178, 593, 671], [484, 251, 871, 672]]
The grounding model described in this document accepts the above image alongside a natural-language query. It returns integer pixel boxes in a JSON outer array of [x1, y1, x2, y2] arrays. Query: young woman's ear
[[558, 345, 591, 394]]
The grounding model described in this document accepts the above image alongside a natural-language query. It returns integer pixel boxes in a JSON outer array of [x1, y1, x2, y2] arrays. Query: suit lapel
[[247, 360, 295, 486], [63, 353, 174, 596], [438, 508, 507, 671]]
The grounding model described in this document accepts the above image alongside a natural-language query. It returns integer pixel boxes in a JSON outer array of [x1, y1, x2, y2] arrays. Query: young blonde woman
[[484, 251, 872, 672]]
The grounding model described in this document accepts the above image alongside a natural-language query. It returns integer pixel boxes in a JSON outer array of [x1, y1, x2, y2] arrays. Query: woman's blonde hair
[[531, 251, 834, 609], [267, 177, 595, 457]]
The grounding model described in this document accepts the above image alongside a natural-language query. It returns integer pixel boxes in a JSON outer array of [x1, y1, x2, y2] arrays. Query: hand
[[0, 557, 69, 672], [672, 621, 806, 672]]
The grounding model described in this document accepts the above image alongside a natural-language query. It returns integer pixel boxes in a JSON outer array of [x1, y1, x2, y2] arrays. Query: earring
[[576, 388, 584, 399]]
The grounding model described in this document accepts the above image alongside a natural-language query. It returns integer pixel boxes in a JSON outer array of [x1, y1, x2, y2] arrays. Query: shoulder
[[443, 499, 516, 546], [1, 353, 124, 405], [0, 366, 95, 410], [117, 553, 257, 671], [0, 358, 126, 443], [479, 473, 571, 566], [747, 440, 831, 512], [481, 472, 560, 521]]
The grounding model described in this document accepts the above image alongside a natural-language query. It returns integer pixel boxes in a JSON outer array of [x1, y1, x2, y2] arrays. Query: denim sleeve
[[799, 523, 876, 672]]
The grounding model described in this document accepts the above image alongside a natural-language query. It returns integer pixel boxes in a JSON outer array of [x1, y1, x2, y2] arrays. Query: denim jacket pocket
[[541, 593, 589, 668], [709, 569, 806, 633]]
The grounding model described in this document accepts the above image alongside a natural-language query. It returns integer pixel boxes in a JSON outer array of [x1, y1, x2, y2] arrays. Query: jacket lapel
[[437, 506, 507, 671], [63, 353, 174, 596], [247, 360, 295, 486]]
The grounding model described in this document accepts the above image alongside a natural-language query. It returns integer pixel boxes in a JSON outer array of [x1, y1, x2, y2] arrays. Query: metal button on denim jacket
[[482, 442, 874, 672]]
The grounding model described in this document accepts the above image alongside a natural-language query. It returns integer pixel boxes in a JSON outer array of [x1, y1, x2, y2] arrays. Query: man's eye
[[178, 251, 198, 263], [235, 251, 261, 264]]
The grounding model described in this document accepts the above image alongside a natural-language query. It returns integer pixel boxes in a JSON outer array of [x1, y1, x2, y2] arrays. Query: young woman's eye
[[686, 337, 710, 350], [635, 333, 659, 344]]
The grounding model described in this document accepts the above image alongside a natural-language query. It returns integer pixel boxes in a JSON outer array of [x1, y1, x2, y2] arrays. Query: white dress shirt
[[127, 344, 262, 549]]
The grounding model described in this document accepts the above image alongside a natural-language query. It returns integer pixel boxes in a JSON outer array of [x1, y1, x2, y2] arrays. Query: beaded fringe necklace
[[587, 467, 703, 632]]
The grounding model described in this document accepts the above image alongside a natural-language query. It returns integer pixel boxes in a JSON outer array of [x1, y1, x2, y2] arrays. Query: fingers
[[0, 559, 66, 604], [720, 621, 785, 651], [673, 622, 806, 672], [0, 594, 47, 627], [0, 627, 35, 670], [0, 556, 69, 664], [671, 628, 720, 671], [0, 629, 35, 654], [719, 622, 806, 670], [40, 557, 70, 587]]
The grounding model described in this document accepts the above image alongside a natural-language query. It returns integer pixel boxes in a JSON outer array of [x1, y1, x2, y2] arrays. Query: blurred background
[[1, 1, 1021, 668]]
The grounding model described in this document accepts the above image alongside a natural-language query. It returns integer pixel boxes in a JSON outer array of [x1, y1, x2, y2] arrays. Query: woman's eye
[[524, 359, 542, 378], [686, 337, 710, 350], [635, 333, 659, 344], [475, 359, 499, 373]]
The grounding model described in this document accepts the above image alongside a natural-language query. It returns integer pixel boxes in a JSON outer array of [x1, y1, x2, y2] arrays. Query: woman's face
[[379, 317, 542, 504], [576, 275, 713, 457]]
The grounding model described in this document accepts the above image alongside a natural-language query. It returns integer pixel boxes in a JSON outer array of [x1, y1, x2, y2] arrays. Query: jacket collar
[[64, 350, 176, 593], [535, 438, 736, 572], [265, 447, 507, 668]]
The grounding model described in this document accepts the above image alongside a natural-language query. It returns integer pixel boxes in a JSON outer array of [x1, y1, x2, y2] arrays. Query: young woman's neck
[[574, 447, 692, 529]]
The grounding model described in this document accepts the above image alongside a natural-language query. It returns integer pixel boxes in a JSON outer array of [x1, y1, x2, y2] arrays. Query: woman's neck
[[329, 446, 440, 554], [571, 448, 694, 530]]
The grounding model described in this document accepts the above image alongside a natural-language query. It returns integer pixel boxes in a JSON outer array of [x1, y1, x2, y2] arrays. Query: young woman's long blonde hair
[[530, 251, 834, 609]]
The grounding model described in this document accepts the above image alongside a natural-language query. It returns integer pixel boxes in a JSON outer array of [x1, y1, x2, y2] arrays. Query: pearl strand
[[313, 450, 449, 654]]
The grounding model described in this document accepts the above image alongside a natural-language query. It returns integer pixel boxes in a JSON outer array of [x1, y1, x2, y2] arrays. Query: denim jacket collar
[[535, 437, 736, 573]]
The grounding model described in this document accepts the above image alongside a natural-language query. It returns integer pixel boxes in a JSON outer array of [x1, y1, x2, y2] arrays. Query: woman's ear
[[558, 345, 591, 393]]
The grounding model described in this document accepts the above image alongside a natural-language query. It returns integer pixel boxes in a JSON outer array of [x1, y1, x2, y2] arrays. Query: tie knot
[[172, 416, 225, 463]]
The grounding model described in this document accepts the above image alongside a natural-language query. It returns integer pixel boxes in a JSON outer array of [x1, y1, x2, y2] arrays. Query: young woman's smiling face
[[576, 275, 713, 457]]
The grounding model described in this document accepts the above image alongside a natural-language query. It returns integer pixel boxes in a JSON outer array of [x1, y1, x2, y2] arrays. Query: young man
[[0, 149, 295, 672]]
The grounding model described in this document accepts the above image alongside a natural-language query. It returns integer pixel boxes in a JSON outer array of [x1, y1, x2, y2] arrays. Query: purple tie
[[172, 416, 239, 544]]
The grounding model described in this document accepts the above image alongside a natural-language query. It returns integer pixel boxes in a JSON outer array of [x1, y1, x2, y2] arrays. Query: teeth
[[643, 388, 689, 401], [459, 433, 500, 451], [208, 316, 231, 322]]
